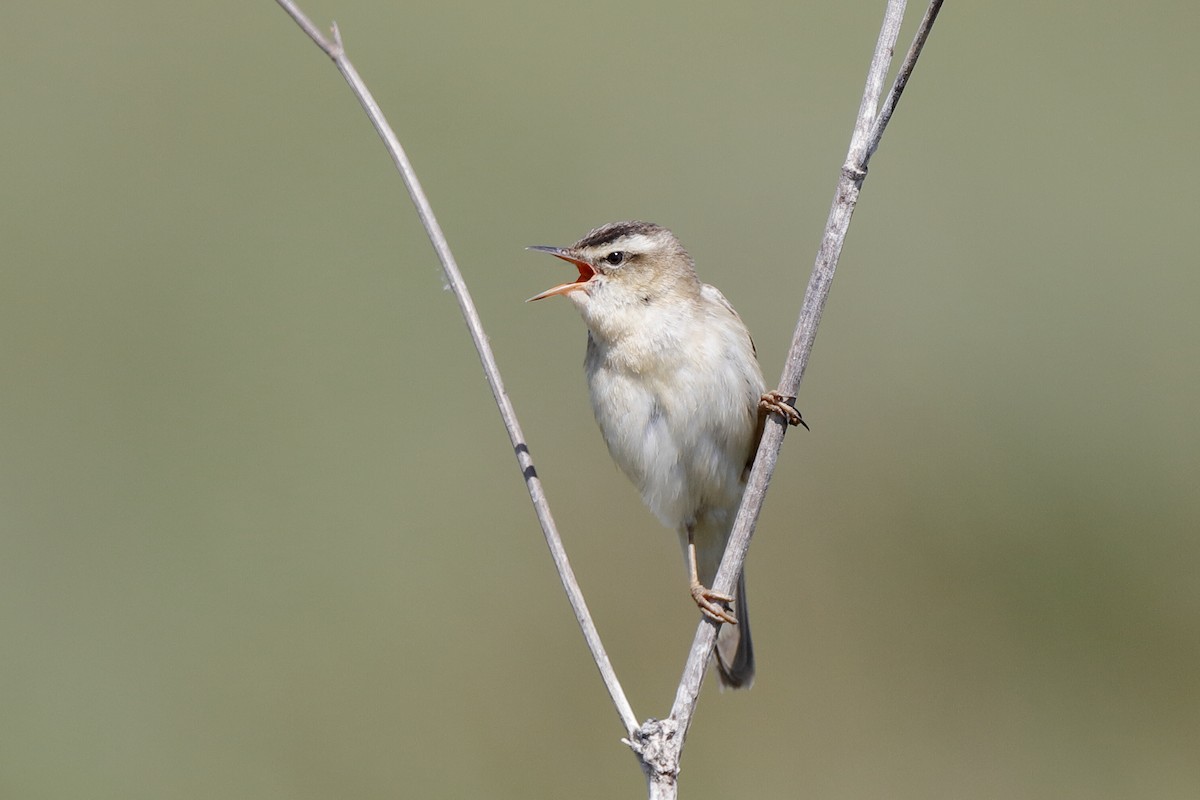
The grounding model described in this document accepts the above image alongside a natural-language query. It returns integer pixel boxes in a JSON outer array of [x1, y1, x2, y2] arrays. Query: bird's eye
[[604, 251, 626, 266]]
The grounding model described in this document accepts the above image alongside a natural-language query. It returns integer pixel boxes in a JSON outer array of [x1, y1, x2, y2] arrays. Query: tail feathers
[[714, 572, 755, 689]]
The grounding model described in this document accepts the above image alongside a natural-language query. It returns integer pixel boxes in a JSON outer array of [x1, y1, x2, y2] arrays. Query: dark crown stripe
[[574, 220, 662, 250]]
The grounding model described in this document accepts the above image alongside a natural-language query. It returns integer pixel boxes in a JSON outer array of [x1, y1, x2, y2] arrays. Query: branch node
[[841, 162, 868, 182], [625, 718, 681, 780], [330, 20, 344, 55]]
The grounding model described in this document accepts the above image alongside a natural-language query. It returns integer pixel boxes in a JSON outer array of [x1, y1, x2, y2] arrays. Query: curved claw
[[691, 582, 737, 625], [760, 390, 809, 430]]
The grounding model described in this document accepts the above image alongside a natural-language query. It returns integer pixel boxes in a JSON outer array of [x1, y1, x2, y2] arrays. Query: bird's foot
[[690, 580, 737, 625], [759, 390, 809, 430]]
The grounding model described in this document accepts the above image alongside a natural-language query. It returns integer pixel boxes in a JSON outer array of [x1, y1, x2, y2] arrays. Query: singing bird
[[528, 221, 804, 688]]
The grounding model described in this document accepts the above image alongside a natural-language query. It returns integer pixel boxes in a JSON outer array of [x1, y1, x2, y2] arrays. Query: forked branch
[[274, 1, 945, 796], [654, 1, 945, 795]]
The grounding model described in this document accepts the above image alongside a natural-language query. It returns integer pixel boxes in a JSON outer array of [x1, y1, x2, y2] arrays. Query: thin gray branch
[[639, 0, 945, 795], [273, 0, 639, 737], [276, 0, 944, 795], [848, 0, 908, 168], [868, 0, 946, 161]]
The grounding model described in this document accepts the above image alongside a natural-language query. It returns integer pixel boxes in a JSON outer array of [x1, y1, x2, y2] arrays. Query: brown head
[[527, 221, 701, 309]]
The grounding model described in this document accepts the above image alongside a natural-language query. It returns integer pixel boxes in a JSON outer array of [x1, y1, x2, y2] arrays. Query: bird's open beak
[[526, 246, 596, 302]]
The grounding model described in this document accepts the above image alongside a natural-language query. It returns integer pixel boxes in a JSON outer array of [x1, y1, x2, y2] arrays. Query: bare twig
[[868, 0, 945, 160], [637, 0, 945, 795], [275, 0, 944, 795], [273, 0, 639, 737]]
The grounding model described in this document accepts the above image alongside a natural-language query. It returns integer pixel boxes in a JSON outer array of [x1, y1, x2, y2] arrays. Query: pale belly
[[586, 350, 761, 531]]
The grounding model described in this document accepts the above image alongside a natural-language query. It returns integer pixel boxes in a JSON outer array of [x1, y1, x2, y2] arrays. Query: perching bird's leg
[[687, 524, 737, 625]]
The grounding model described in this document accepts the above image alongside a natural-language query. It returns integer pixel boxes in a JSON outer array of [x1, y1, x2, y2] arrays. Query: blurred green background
[[3, 1, 1198, 798]]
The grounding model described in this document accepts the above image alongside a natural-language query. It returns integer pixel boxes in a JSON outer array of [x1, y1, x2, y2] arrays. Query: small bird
[[528, 221, 805, 688]]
